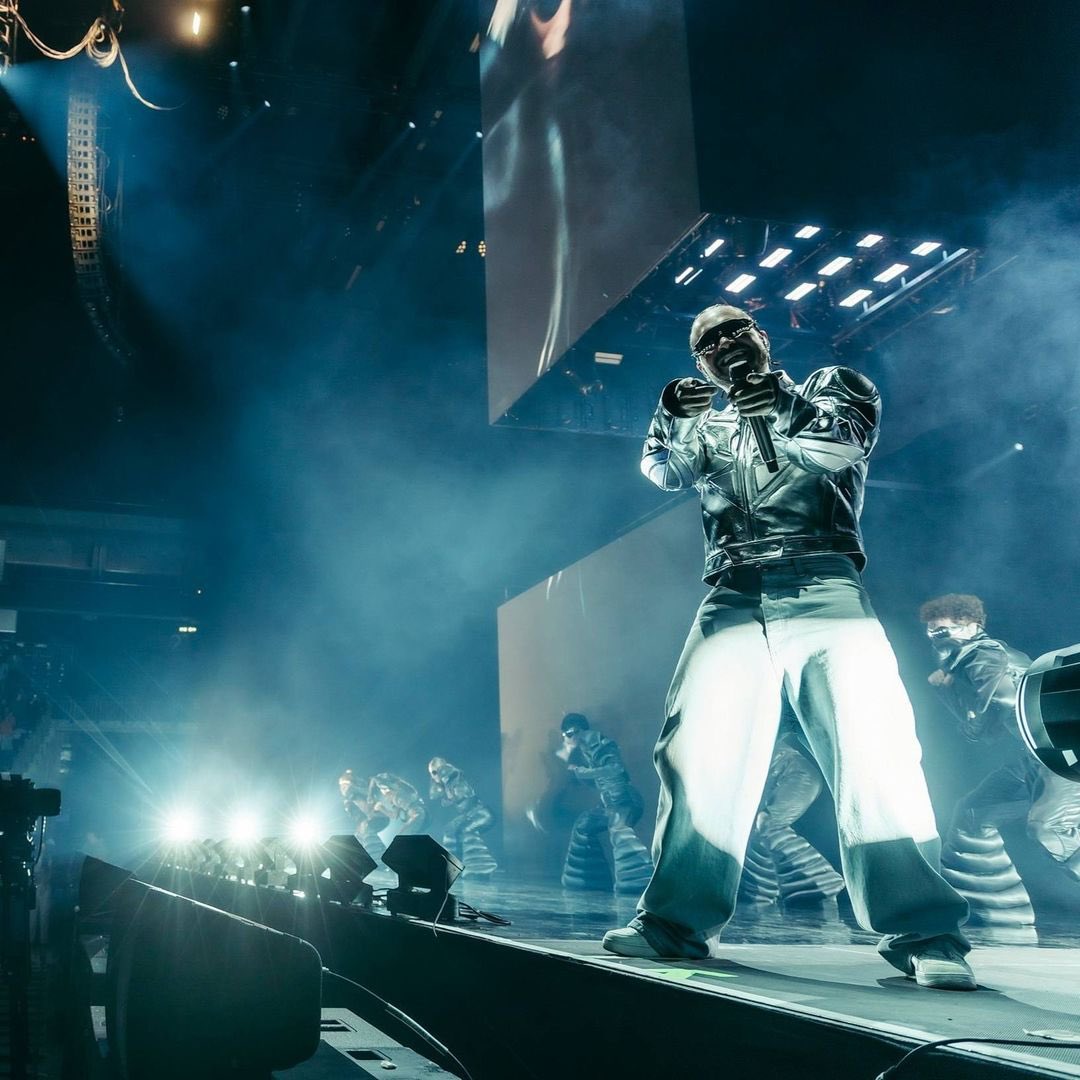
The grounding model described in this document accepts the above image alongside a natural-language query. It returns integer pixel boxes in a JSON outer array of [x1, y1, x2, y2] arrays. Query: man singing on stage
[[602, 303, 976, 990]]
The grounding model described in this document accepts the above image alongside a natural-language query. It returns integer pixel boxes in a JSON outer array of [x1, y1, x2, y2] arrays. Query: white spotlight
[[818, 256, 852, 277], [191, 11, 202, 35], [785, 282, 816, 301], [287, 815, 325, 849], [874, 263, 909, 283], [1013, 442, 1025, 452], [838, 288, 873, 308], [703, 238, 725, 257], [240, 4, 251, 11], [228, 60, 238, 69], [911, 241, 941, 256], [759, 247, 792, 268], [228, 811, 260, 846], [674, 265, 695, 284], [725, 273, 756, 294], [795, 225, 820, 239], [856, 233, 884, 248], [163, 809, 200, 845]]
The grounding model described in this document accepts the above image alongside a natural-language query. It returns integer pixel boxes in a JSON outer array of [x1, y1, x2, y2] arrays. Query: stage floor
[[442, 875, 1080, 1077]]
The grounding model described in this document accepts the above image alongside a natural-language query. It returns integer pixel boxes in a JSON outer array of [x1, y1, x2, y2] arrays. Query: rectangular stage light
[[759, 247, 792, 268], [911, 241, 941, 256], [818, 256, 852, 276], [838, 288, 873, 308], [726, 273, 756, 293], [795, 225, 820, 238], [873, 263, 909, 283], [785, 282, 817, 301]]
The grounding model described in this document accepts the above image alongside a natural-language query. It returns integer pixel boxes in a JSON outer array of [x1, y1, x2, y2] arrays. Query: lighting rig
[[499, 214, 978, 436]]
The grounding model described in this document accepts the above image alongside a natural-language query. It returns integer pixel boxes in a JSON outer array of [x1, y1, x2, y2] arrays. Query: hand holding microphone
[[728, 359, 780, 472]]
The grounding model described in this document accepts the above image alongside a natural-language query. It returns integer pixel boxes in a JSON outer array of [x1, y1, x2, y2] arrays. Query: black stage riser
[[145, 869, 1049, 1080]]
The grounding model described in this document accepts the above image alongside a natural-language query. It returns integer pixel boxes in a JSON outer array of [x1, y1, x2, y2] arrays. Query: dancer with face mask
[[921, 594, 1080, 928]]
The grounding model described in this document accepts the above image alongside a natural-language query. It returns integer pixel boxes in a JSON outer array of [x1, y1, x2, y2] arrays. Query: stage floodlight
[[383, 835, 464, 922], [674, 265, 695, 284], [227, 810, 260, 847], [759, 247, 792, 268], [320, 835, 377, 904], [1014, 442, 1024, 451], [162, 809, 200, 846], [785, 282, 816, 301], [856, 233, 884, 248], [874, 263, 909, 283], [286, 815, 325, 850], [725, 273, 756, 293], [818, 256, 852, 277], [795, 225, 820, 239], [703, 238, 725, 257], [911, 241, 941, 256], [1017, 644, 1080, 782], [838, 288, 873, 308]]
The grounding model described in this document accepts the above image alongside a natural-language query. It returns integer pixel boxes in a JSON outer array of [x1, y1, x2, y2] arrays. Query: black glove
[[665, 377, 718, 418], [730, 369, 781, 418]]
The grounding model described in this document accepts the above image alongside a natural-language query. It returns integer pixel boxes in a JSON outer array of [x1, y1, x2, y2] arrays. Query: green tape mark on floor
[[649, 967, 737, 983]]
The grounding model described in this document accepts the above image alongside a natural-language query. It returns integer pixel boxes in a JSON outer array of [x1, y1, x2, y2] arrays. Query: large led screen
[[480, 0, 700, 423], [497, 498, 702, 871]]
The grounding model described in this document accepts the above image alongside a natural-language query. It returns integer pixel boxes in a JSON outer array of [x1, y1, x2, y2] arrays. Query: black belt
[[722, 535, 860, 566]]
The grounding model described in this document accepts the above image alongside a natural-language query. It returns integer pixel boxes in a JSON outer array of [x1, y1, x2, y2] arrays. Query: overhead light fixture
[[703, 238, 725, 257], [839, 288, 873, 308], [818, 256, 852, 277], [911, 241, 941, 256], [674, 265, 695, 284], [856, 234, 884, 248], [785, 282, 817, 301], [795, 226, 820, 239], [759, 247, 792, 268], [191, 11, 202, 35], [874, 263, 909, 283], [725, 274, 756, 293], [594, 351, 623, 365]]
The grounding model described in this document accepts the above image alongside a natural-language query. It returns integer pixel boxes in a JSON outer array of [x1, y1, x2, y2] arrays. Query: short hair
[[560, 712, 590, 734], [918, 594, 987, 627], [689, 304, 750, 348]]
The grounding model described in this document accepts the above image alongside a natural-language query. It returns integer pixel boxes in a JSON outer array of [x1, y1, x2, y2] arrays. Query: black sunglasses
[[926, 626, 955, 640], [691, 318, 757, 360]]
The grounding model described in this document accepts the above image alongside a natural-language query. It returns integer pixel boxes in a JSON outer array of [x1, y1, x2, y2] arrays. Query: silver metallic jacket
[[642, 366, 881, 584]]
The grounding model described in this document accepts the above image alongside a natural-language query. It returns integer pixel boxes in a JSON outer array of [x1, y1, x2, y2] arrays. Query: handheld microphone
[[729, 359, 779, 473]]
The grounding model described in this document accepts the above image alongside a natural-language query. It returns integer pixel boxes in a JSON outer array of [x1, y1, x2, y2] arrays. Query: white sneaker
[[909, 942, 977, 991], [601, 926, 665, 959]]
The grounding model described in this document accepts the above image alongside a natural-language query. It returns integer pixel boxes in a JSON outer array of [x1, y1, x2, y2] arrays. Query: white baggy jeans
[[634, 555, 970, 970]]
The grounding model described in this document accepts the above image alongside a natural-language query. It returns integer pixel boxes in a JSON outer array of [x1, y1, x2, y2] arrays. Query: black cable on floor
[[876, 1035, 1080, 1079], [321, 967, 475, 1080]]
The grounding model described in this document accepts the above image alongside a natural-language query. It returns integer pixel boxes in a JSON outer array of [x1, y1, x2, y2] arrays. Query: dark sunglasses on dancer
[[691, 318, 758, 361], [926, 626, 957, 640]]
